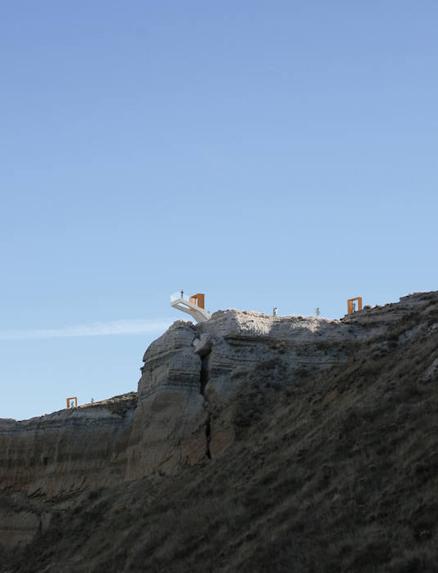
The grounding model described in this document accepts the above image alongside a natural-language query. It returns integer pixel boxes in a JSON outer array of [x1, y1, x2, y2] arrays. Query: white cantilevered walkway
[[170, 292, 211, 323]]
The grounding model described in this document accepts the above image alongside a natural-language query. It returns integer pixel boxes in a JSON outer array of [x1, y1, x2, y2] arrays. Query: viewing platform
[[170, 292, 211, 323]]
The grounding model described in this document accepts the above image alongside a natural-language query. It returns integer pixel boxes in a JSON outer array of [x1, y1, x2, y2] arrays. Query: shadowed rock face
[[195, 310, 362, 457], [1, 292, 437, 554], [0, 494, 52, 551]]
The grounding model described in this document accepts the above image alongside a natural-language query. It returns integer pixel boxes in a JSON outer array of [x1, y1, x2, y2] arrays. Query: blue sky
[[1, 1, 437, 419]]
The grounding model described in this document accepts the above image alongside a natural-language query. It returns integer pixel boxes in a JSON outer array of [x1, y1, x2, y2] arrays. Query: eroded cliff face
[[0, 395, 136, 496], [0, 309, 384, 500], [1, 310, 364, 500], [1, 293, 436, 554], [127, 321, 207, 478]]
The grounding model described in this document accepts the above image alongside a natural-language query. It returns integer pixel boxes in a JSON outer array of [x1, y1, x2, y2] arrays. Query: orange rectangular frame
[[66, 396, 78, 409], [189, 293, 205, 309], [347, 297, 363, 314]]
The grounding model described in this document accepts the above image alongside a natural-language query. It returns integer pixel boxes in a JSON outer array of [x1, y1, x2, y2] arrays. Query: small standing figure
[[273, 307, 278, 317], [180, 289, 184, 299], [315, 307, 321, 317]]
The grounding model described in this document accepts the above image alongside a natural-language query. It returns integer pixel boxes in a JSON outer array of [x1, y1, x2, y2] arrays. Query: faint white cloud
[[0, 319, 173, 341]]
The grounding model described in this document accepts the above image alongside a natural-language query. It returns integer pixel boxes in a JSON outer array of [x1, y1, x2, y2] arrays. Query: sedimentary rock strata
[[2, 292, 437, 554]]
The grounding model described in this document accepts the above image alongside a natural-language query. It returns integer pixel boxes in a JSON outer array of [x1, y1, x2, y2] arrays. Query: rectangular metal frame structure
[[66, 396, 78, 409], [347, 297, 363, 314], [170, 291, 211, 322], [189, 293, 205, 309]]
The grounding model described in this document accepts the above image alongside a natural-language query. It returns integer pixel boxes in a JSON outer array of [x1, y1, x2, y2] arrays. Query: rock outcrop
[[1, 291, 438, 563], [127, 321, 207, 478], [1, 310, 365, 499]]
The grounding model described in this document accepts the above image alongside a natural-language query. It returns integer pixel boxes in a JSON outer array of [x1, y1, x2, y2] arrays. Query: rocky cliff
[[0, 309, 369, 496], [1, 292, 438, 572]]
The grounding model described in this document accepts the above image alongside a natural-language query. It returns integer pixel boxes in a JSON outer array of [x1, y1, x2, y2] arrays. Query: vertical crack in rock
[[193, 333, 213, 460], [204, 413, 212, 460], [199, 350, 212, 460], [200, 352, 210, 395]]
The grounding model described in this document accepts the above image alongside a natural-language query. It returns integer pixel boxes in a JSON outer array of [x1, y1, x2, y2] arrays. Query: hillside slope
[[2, 292, 438, 572]]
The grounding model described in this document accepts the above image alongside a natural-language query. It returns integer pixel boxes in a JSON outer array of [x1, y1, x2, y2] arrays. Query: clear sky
[[1, 1, 437, 420]]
